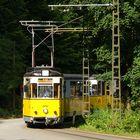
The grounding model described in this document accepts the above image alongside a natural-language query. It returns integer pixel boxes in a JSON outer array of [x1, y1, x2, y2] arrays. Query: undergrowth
[[77, 109, 140, 136], [0, 108, 22, 119]]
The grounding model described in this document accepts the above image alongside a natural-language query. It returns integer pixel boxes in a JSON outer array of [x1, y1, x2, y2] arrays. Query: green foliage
[[96, 71, 112, 81], [0, 108, 10, 118], [0, 108, 22, 119], [54, 33, 83, 73], [0, 0, 29, 109], [121, 111, 140, 133], [0, 37, 27, 94], [120, 2, 140, 28], [79, 110, 140, 134], [85, 110, 121, 132], [0, 0, 140, 111], [94, 46, 111, 72], [123, 48, 140, 110], [25, 0, 52, 20]]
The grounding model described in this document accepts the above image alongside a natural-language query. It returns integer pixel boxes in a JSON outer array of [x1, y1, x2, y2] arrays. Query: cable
[[58, 16, 83, 28]]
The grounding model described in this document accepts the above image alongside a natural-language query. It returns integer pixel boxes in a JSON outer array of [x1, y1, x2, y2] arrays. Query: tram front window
[[38, 86, 53, 98]]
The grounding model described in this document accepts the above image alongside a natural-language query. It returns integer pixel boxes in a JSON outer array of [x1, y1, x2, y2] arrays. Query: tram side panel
[[90, 96, 110, 109], [63, 78, 112, 116], [89, 80, 112, 109], [64, 79, 83, 117]]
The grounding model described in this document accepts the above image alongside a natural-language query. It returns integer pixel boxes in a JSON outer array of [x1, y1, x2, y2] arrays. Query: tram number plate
[[38, 78, 52, 83]]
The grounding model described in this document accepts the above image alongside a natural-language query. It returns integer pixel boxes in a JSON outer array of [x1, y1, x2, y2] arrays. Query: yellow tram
[[23, 66, 113, 126], [23, 67, 63, 126]]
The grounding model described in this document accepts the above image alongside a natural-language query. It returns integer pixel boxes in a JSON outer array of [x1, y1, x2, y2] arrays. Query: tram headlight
[[30, 117, 34, 122], [54, 111, 58, 116], [43, 107, 48, 114]]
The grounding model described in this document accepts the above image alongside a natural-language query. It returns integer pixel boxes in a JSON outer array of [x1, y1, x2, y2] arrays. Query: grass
[[75, 109, 140, 138]]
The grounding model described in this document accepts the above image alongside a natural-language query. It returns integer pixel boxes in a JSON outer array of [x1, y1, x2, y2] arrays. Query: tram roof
[[63, 74, 83, 80], [24, 67, 62, 77]]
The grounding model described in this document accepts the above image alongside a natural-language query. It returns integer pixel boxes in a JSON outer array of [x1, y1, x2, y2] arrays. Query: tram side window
[[70, 82, 76, 96], [97, 81, 104, 95], [98, 81, 101, 95], [106, 83, 110, 95], [70, 81, 82, 97], [102, 82, 105, 95], [77, 82, 82, 96], [54, 83, 60, 98], [32, 83, 37, 98], [90, 84, 98, 96], [24, 83, 31, 98]]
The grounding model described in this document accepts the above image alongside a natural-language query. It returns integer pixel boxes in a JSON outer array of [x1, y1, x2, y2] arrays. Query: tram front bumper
[[45, 117, 61, 125], [24, 116, 61, 125]]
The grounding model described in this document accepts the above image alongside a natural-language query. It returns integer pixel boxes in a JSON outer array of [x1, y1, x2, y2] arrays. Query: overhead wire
[[29, 16, 83, 49], [57, 16, 83, 28]]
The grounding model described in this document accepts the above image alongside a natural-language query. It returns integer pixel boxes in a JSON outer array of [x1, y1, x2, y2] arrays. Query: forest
[[0, 0, 140, 114]]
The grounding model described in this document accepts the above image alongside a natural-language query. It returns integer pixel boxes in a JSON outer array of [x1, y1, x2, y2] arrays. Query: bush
[[80, 109, 140, 134], [0, 107, 22, 118], [85, 110, 121, 131], [0, 108, 10, 118], [121, 111, 140, 133]]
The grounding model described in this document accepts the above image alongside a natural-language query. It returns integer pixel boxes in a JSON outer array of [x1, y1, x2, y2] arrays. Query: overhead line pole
[[112, 0, 121, 116]]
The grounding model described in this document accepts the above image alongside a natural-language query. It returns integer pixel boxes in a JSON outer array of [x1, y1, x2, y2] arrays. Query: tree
[[0, 0, 140, 110], [0, 0, 29, 109], [121, 1, 140, 110], [124, 46, 140, 110]]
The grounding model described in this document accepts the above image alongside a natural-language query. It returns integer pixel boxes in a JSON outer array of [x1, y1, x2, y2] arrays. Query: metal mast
[[82, 7, 90, 115], [112, 0, 121, 114], [82, 45, 90, 115]]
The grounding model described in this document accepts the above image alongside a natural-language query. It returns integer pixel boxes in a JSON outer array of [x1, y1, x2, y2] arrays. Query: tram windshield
[[38, 85, 52, 98], [24, 83, 60, 99]]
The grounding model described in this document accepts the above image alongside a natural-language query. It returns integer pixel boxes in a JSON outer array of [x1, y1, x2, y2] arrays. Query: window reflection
[[38, 86, 53, 98], [70, 81, 82, 97]]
